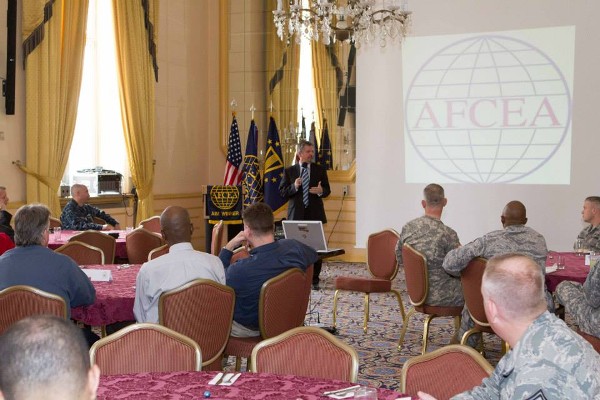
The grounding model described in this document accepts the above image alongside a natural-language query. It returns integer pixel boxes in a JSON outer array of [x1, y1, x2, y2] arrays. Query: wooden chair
[[224, 266, 313, 371], [333, 229, 405, 333], [148, 244, 169, 261], [126, 228, 165, 264], [139, 215, 161, 234], [211, 220, 225, 256], [54, 241, 105, 265], [49, 217, 62, 229], [0, 285, 67, 335], [251, 326, 359, 382], [159, 280, 235, 371], [69, 231, 116, 264], [399, 244, 463, 354], [401, 344, 494, 399], [89, 323, 201, 375]]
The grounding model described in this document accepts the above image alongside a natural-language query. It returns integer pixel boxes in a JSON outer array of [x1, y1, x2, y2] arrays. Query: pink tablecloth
[[48, 230, 128, 259], [97, 371, 408, 400], [71, 264, 140, 326], [545, 251, 589, 292]]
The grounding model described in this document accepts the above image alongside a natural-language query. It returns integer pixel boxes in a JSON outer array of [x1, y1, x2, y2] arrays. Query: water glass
[[354, 387, 377, 399], [54, 227, 62, 241], [557, 255, 565, 270]]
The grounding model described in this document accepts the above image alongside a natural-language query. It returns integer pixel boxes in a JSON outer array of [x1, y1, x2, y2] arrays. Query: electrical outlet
[[342, 185, 349, 196]]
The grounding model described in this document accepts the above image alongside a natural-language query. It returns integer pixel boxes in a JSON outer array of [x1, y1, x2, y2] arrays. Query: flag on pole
[[242, 120, 263, 207], [308, 121, 319, 163], [318, 118, 333, 170], [263, 116, 286, 213], [224, 113, 243, 185], [301, 115, 307, 140]]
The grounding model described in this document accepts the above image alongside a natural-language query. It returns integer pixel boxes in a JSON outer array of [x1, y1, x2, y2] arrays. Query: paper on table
[[327, 392, 354, 399], [208, 372, 223, 385], [545, 264, 558, 274], [220, 373, 241, 386], [82, 269, 113, 282]]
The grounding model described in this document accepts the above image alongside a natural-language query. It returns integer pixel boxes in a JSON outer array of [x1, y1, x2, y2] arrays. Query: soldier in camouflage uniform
[[555, 261, 600, 337], [417, 254, 600, 400], [395, 184, 463, 309], [576, 196, 600, 252], [442, 201, 549, 346]]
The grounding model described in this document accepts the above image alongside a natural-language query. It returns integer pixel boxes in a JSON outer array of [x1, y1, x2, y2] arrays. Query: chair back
[[401, 344, 493, 398], [251, 326, 359, 382], [260, 267, 309, 339], [0, 286, 67, 335], [366, 229, 401, 280], [401, 244, 429, 306], [55, 241, 105, 265], [159, 280, 235, 370], [230, 246, 250, 264], [0, 233, 14, 256], [49, 217, 62, 228], [93, 216, 106, 225], [148, 244, 169, 261], [211, 220, 225, 256], [126, 228, 165, 264], [576, 329, 600, 353], [69, 231, 116, 264], [139, 216, 161, 233], [461, 257, 489, 327], [90, 323, 201, 375]]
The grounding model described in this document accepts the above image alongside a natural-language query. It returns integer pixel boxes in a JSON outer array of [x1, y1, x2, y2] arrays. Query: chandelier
[[272, 0, 412, 47]]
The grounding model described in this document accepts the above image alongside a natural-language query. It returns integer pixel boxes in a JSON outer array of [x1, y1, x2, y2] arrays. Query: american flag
[[224, 114, 243, 185]]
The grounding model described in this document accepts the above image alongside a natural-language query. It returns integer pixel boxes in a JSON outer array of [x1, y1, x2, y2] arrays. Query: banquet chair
[[230, 245, 250, 264], [49, 216, 62, 229], [0, 285, 67, 335], [332, 229, 404, 333], [159, 279, 235, 370], [211, 220, 226, 256], [0, 232, 14, 256], [148, 244, 169, 260], [69, 231, 116, 264], [251, 326, 359, 382], [577, 329, 600, 353], [93, 216, 107, 225], [126, 228, 165, 264], [399, 244, 463, 354], [139, 215, 162, 233], [224, 265, 313, 371], [54, 241, 105, 265], [90, 323, 201, 375]]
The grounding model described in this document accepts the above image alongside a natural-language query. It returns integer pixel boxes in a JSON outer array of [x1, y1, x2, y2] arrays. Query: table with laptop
[[281, 220, 345, 259]]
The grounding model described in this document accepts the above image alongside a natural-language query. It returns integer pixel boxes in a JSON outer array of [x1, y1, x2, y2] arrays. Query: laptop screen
[[281, 220, 328, 251]]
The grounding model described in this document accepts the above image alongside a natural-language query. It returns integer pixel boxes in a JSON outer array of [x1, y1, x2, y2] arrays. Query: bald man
[[442, 201, 549, 346], [60, 184, 120, 231], [418, 254, 600, 400], [133, 206, 225, 323]]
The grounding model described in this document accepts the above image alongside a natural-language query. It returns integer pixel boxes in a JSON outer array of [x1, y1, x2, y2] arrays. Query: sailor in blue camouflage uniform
[[576, 196, 600, 252], [417, 253, 600, 400], [395, 184, 463, 310], [442, 201, 550, 346], [60, 184, 120, 231]]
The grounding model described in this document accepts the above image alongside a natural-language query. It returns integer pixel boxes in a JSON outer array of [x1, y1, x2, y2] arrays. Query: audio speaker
[[5, 0, 17, 115]]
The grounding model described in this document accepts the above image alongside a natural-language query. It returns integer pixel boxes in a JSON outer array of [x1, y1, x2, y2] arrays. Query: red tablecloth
[[71, 264, 140, 326], [545, 251, 590, 292], [48, 230, 128, 259], [97, 371, 408, 399]]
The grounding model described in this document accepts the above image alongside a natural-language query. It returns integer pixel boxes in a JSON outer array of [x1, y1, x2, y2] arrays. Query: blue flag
[[318, 118, 333, 170], [242, 120, 263, 207], [309, 121, 319, 163], [263, 116, 286, 213]]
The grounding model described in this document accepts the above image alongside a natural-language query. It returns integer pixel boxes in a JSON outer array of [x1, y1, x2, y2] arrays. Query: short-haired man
[[0, 315, 100, 400], [418, 254, 600, 400], [0, 204, 96, 317], [577, 196, 600, 252], [219, 202, 318, 337], [133, 206, 226, 323], [0, 186, 15, 241], [395, 184, 463, 315], [60, 184, 120, 231]]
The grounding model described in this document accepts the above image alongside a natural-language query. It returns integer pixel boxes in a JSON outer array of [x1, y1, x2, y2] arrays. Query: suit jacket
[[279, 162, 331, 223], [0, 210, 14, 242]]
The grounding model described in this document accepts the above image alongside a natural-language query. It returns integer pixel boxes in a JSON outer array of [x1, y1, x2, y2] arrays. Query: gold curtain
[[112, 0, 159, 222], [22, 0, 89, 215]]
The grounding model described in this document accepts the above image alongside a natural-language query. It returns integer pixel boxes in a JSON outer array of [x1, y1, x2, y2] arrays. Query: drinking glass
[[574, 239, 584, 256], [354, 387, 377, 399], [557, 255, 565, 270], [54, 227, 62, 241]]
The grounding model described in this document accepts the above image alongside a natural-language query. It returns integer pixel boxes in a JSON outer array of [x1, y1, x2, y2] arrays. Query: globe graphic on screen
[[404, 35, 572, 183]]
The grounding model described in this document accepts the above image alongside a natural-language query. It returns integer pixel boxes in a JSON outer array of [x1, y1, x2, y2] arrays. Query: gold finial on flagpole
[[230, 99, 237, 116], [250, 104, 256, 120], [270, 100, 274, 115]]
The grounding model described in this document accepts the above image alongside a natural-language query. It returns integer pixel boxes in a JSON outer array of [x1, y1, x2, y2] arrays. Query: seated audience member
[[0, 315, 100, 400], [60, 184, 120, 231], [442, 200, 550, 346], [0, 186, 15, 241], [219, 202, 318, 337], [577, 196, 600, 252], [418, 253, 600, 400], [395, 184, 463, 311], [0, 233, 14, 256], [133, 206, 226, 323]]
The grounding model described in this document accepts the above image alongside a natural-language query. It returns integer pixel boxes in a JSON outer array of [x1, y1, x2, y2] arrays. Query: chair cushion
[[415, 304, 463, 316], [224, 336, 262, 358], [334, 277, 392, 293]]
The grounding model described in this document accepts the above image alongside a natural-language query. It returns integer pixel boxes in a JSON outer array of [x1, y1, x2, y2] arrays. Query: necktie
[[302, 167, 309, 207]]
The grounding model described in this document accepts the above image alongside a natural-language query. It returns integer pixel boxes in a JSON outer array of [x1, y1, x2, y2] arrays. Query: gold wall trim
[[328, 161, 356, 182], [219, 1, 229, 156], [154, 192, 203, 200]]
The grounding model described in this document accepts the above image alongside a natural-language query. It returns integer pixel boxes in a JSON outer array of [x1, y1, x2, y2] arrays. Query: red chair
[[54, 241, 105, 265], [69, 231, 116, 264], [577, 329, 600, 353], [0, 233, 15, 256], [148, 244, 169, 261], [211, 220, 225, 256], [126, 228, 164, 264], [139, 216, 161, 234]]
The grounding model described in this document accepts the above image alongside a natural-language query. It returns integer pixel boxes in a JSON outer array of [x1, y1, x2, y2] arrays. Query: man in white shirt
[[133, 206, 225, 323]]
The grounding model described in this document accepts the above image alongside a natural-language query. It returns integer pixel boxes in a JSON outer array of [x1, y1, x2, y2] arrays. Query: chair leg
[[391, 289, 406, 320], [332, 289, 340, 329], [234, 356, 241, 371], [422, 314, 436, 355], [397, 308, 415, 350], [363, 293, 370, 333]]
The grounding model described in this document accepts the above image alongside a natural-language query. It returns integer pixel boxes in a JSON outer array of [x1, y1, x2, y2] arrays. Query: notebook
[[282, 220, 342, 253]]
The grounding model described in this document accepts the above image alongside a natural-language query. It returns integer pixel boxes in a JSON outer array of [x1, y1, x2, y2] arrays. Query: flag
[[308, 121, 319, 163], [301, 115, 307, 140], [224, 114, 243, 185], [263, 116, 286, 213], [242, 120, 263, 207], [318, 118, 333, 170]]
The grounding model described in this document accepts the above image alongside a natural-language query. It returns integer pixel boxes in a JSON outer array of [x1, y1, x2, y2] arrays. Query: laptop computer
[[281, 220, 342, 253]]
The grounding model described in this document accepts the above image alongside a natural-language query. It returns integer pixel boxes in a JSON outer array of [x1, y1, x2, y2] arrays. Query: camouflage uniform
[[577, 225, 600, 252], [395, 215, 463, 307], [451, 311, 600, 399], [555, 262, 600, 337]]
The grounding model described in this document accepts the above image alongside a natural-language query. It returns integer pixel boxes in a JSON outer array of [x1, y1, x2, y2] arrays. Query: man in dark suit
[[0, 186, 15, 242], [280, 140, 331, 289]]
